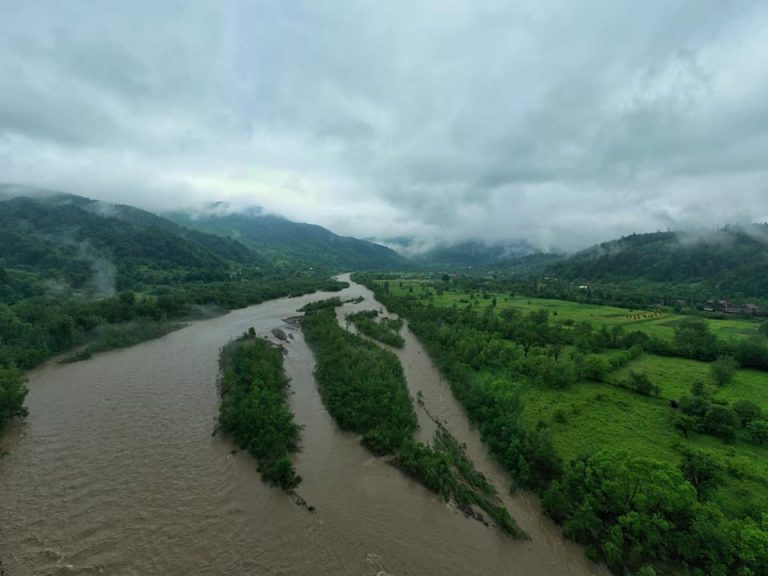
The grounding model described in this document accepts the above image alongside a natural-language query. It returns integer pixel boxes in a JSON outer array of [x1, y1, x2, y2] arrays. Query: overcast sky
[[2, 1, 768, 251]]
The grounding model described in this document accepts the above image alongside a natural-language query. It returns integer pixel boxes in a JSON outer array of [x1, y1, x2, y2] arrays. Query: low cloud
[[2, 0, 768, 251]]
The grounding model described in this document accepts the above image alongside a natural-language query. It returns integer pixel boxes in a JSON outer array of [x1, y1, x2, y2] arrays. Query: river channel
[[0, 275, 608, 576]]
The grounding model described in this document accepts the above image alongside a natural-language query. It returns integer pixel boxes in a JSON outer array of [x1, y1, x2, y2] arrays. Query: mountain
[[167, 209, 408, 271], [377, 237, 562, 273], [79, 198, 265, 268], [549, 226, 768, 297], [0, 188, 260, 299], [410, 240, 538, 269]]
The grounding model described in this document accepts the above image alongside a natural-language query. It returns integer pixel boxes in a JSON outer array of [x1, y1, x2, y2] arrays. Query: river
[[0, 276, 608, 576]]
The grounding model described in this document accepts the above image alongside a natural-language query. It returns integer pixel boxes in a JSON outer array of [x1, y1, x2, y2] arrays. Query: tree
[[691, 379, 708, 397], [710, 355, 738, 387], [623, 330, 650, 350], [573, 321, 596, 352], [543, 450, 699, 574], [679, 395, 711, 421], [608, 325, 625, 348], [547, 328, 564, 362], [679, 450, 724, 499], [672, 413, 696, 439], [747, 420, 768, 445], [47, 313, 77, 351], [700, 406, 739, 442], [735, 337, 768, 370], [527, 355, 577, 388], [583, 356, 609, 382], [529, 309, 549, 325], [267, 457, 302, 490], [674, 319, 718, 360], [733, 399, 763, 427], [0, 368, 28, 427], [517, 321, 543, 358], [622, 371, 660, 397]]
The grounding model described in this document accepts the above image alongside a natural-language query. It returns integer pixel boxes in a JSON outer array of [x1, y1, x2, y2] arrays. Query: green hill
[[81, 199, 266, 269], [411, 240, 531, 267], [549, 226, 768, 298], [167, 209, 409, 272], [0, 194, 253, 299], [416, 241, 560, 272]]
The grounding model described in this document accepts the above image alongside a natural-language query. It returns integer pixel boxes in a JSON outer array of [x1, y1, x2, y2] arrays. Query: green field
[[511, 372, 768, 518], [611, 354, 768, 413], [386, 279, 762, 342]]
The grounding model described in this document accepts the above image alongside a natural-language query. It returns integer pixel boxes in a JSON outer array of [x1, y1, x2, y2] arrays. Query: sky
[[1, 0, 768, 252]]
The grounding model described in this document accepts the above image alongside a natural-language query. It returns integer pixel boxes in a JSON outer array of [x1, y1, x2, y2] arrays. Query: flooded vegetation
[[0, 278, 606, 576], [303, 298, 522, 536], [345, 310, 405, 348], [216, 331, 301, 490]]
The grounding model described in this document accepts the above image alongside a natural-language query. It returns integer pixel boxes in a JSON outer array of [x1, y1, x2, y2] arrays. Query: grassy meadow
[[387, 278, 761, 341], [512, 372, 768, 518]]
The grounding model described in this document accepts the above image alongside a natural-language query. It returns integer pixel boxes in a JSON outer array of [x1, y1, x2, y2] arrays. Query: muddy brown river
[[0, 275, 608, 576]]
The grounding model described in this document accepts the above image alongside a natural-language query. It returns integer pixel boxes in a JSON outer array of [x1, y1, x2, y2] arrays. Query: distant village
[[701, 299, 764, 316]]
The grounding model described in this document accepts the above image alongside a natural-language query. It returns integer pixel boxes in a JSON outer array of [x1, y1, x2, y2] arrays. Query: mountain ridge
[[545, 225, 768, 298], [166, 209, 409, 272]]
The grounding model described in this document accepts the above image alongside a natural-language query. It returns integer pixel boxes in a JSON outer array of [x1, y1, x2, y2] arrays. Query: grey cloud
[[1, 0, 768, 252]]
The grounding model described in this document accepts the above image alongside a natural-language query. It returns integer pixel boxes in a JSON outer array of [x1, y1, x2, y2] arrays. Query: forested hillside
[[549, 226, 768, 297], [0, 196, 247, 297], [168, 209, 408, 272], [81, 199, 266, 269]]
